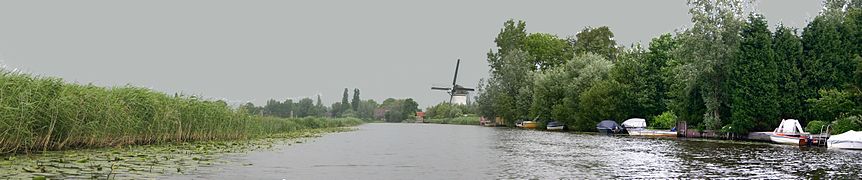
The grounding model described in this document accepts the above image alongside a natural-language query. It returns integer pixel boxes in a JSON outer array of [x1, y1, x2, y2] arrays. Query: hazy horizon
[[0, 0, 822, 108]]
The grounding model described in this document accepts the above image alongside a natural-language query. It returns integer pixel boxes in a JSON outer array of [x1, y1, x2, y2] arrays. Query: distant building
[[415, 112, 426, 122], [451, 85, 470, 105]]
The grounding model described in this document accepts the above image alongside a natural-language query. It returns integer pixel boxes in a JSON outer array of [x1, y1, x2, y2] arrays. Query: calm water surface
[[169, 123, 862, 179]]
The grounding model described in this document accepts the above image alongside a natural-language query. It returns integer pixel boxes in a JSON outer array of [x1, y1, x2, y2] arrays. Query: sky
[[0, 0, 822, 108]]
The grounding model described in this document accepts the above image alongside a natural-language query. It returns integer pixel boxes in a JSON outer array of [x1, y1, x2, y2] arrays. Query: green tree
[[315, 95, 326, 117], [530, 53, 613, 129], [524, 33, 574, 70], [356, 99, 378, 120], [487, 19, 528, 75], [238, 102, 261, 115], [773, 25, 805, 119], [610, 45, 662, 119], [801, 13, 856, 120], [669, 0, 744, 130], [331, 102, 343, 117], [351, 88, 361, 111], [807, 89, 859, 122], [295, 98, 315, 117], [491, 49, 535, 124], [341, 88, 350, 113], [726, 14, 779, 134], [573, 26, 618, 61]]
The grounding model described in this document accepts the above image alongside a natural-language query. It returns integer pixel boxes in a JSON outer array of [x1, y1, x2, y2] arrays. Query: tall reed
[[0, 70, 362, 154]]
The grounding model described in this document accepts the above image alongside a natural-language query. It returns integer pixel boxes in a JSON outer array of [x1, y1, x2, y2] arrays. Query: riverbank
[[424, 116, 480, 125], [0, 69, 364, 154], [0, 127, 356, 179]]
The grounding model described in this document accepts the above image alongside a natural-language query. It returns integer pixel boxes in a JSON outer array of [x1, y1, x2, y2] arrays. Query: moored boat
[[769, 119, 808, 145], [596, 120, 623, 135], [546, 121, 565, 131], [621, 118, 677, 137], [521, 121, 538, 129], [828, 130, 862, 150]]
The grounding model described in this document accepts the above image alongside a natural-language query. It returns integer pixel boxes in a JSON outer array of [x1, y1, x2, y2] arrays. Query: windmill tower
[[432, 59, 475, 105]]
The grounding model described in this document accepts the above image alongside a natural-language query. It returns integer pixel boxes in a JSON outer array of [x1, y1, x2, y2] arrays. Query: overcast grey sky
[[0, 0, 822, 108]]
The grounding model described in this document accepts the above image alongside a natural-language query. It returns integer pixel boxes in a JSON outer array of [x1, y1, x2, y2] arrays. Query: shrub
[[805, 120, 828, 134], [832, 116, 862, 134], [650, 111, 677, 129]]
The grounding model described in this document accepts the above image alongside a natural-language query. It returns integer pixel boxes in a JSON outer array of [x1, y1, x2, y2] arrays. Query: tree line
[[475, 0, 862, 134], [239, 88, 420, 122]]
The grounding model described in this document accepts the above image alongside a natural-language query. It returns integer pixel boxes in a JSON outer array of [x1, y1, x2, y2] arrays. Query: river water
[[169, 123, 862, 179]]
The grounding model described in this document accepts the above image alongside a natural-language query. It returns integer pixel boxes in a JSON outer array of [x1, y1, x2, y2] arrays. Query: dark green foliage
[[575, 80, 628, 131], [806, 89, 859, 122], [524, 33, 575, 70], [341, 88, 350, 113], [351, 88, 360, 111], [474, 0, 862, 133], [573, 26, 618, 61], [379, 98, 420, 122], [610, 45, 664, 119], [773, 25, 805, 119], [801, 15, 857, 120], [651, 111, 678, 129], [727, 14, 780, 134], [295, 98, 315, 117], [832, 116, 862, 134], [805, 120, 828, 134]]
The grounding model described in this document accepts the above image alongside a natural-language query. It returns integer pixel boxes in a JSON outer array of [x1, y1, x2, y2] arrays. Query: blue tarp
[[596, 120, 620, 130]]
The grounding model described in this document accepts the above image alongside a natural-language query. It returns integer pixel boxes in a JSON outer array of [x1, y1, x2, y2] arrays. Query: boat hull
[[828, 140, 862, 150], [521, 121, 538, 129], [597, 128, 619, 135], [769, 134, 803, 145], [546, 126, 564, 131]]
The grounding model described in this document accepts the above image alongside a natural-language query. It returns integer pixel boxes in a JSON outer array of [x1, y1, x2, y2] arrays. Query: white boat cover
[[830, 130, 862, 142], [773, 119, 805, 135], [622, 118, 647, 129]]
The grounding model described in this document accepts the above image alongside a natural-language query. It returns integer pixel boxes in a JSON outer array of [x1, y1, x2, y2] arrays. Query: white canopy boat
[[828, 130, 862, 150], [769, 119, 808, 145], [622, 118, 677, 137]]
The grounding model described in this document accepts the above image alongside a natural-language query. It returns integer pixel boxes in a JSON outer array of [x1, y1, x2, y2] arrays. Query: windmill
[[431, 59, 475, 105]]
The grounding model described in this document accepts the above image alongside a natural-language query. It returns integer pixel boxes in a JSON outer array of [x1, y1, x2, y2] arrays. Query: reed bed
[[0, 70, 362, 154]]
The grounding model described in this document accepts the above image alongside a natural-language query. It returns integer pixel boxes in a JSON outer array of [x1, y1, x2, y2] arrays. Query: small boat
[[828, 130, 862, 150], [596, 120, 623, 135], [480, 117, 495, 127], [622, 118, 647, 132], [622, 118, 677, 137], [546, 121, 565, 131], [515, 120, 524, 128], [521, 120, 538, 129], [769, 119, 808, 145]]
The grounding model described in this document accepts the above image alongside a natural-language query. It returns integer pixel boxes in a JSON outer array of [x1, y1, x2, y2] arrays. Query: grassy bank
[[0, 70, 362, 154], [426, 116, 480, 125]]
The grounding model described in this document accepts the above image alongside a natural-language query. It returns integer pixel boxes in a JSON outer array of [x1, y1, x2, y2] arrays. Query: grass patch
[[426, 116, 480, 125]]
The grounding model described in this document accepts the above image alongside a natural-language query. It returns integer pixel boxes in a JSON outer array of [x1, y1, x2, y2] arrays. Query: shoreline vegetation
[[467, 0, 862, 135], [0, 69, 364, 154]]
